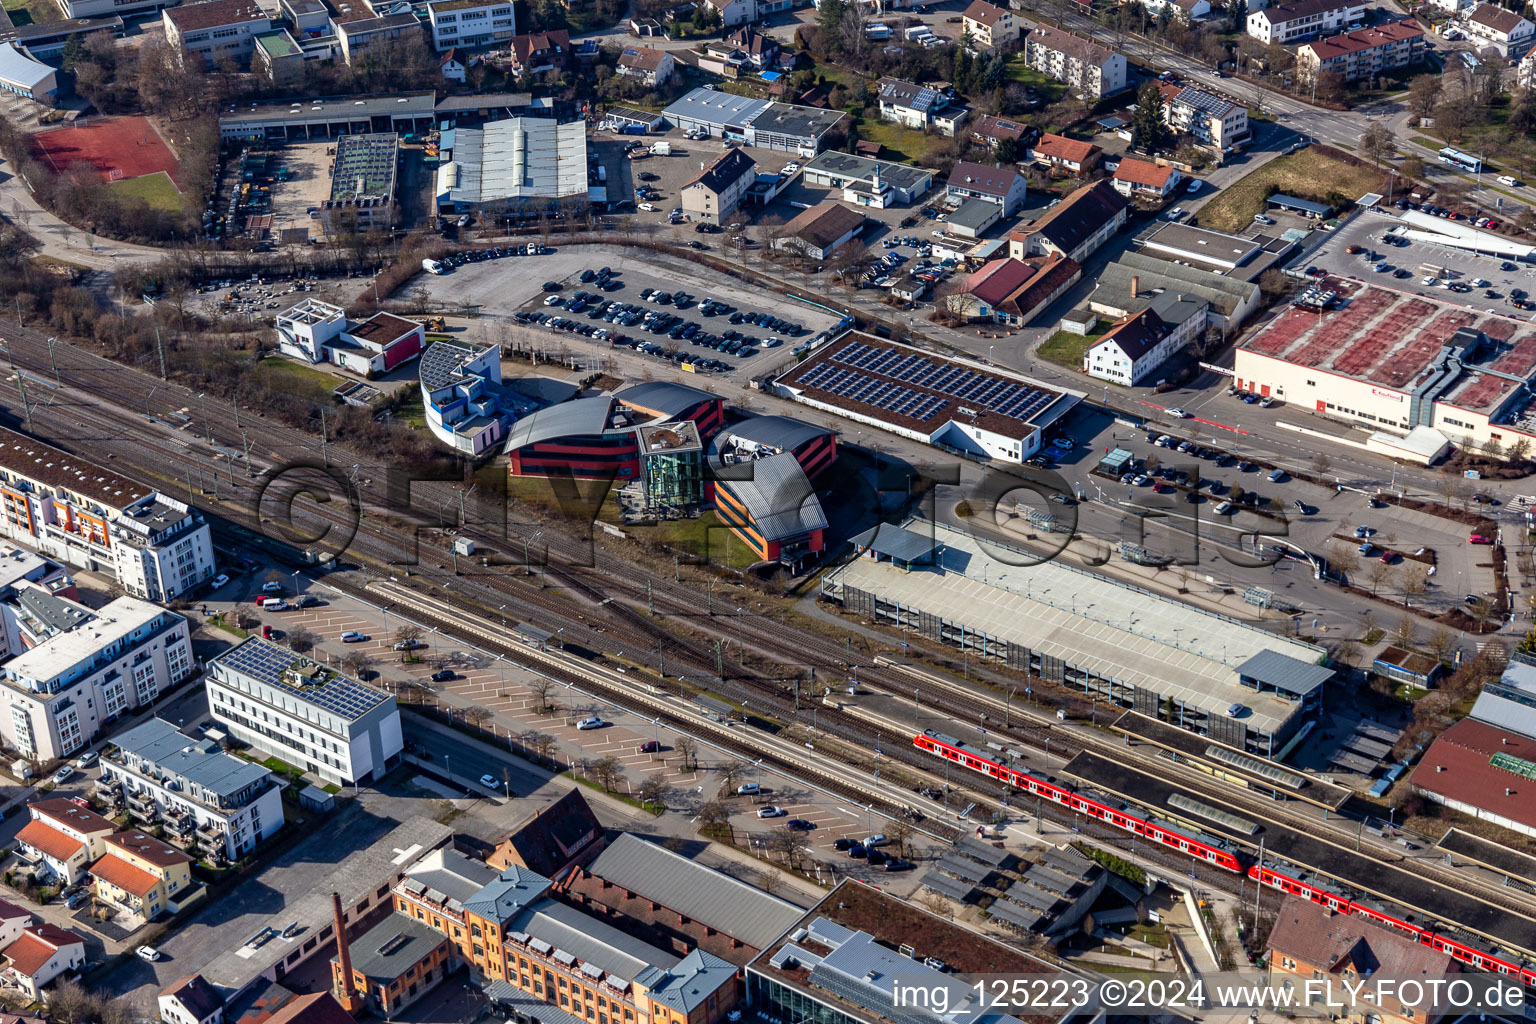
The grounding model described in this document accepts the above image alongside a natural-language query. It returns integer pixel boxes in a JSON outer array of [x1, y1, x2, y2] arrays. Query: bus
[[1439, 147, 1483, 173]]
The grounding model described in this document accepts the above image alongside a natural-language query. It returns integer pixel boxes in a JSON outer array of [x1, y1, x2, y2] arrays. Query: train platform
[[1061, 750, 1536, 957], [1110, 712, 1352, 810], [1440, 829, 1536, 889]]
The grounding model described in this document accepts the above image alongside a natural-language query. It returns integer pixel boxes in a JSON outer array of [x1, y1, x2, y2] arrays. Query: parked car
[[736, 782, 760, 795], [210, 574, 230, 589], [431, 669, 455, 682], [52, 766, 72, 784], [577, 716, 606, 730], [1470, 533, 1495, 544], [863, 833, 889, 847], [786, 819, 816, 831], [834, 838, 857, 850], [757, 805, 787, 818], [341, 631, 368, 643], [1268, 469, 1286, 482], [136, 947, 162, 962], [480, 774, 499, 788], [261, 581, 283, 593], [75, 751, 98, 769]]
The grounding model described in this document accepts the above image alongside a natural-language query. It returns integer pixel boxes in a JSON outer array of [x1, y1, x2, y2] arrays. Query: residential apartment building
[[0, 922, 84, 999], [100, 716, 284, 862], [334, 8, 424, 65], [1159, 83, 1249, 151], [56, 0, 168, 21], [874, 78, 968, 135], [89, 830, 195, 922], [15, 799, 116, 883], [968, 114, 1030, 152], [1296, 19, 1425, 82], [391, 855, 743, 1024], [1022, 25, 1127, 98], [1137, 0, 1210, 22], [703, 0, 754, 27], [0, 427, 214, 602], [961, 0, 1017, 50], [681, 148, 756, 225], [946, 160, 1028, 215], [1246, 0, 1365, 45], [1112, 157, 1181, 199], [2, 593, 193, 763], [1464, 2, 1534, 55], [1084, 293, 1208, 385], [206, 636, 403, 786], [162, 0, 271, 66], [1029, 133, 1101, 176], [508, 29, 570, 76], [615, 46, 673, 85], [1008, 180, 1127, 263], [1266, 896, 1458, 1024], [427, 0, 514, 50]]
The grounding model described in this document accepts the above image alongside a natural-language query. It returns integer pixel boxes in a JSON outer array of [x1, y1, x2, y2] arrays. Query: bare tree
[[529, 676, 558, 713], [1426, 626, 1456, 666], [463, 707, 493, 729], [674, 735, 697, 770], [590, 755, 625, 792], [340, 651, 375, 680], [1392, 614, 1419, 649], [754, 866, 784, 894], [638, 775, 669, 811], [767, 827, 810, 868], [286, 627, 320, 655], [230, 603, 255, 630], [697, 799, 733, 840], [393, 624, 425, 657], [1361, 122, 1396, 168]]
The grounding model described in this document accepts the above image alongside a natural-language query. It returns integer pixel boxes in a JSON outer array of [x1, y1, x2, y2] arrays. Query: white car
[[136, 946, 162, 962], [479, 774, 499, 788], [638, 203, 656, 212], [757, 805, 787, 818], [52, 766, 72, 784], [577, 716, 606, 730], [75, 751, 98, 769], [544, 294, 563, 306], [261, 581, 283, 593], [1215, 500, 1234, 515], [211, 574, 230, 589], [783, 161, 801, 174], [1185, 178, 1203, 194], [341, 631, 368, 643], [1165, 207, 1186, 221], [1166, 407, 1190, 418]]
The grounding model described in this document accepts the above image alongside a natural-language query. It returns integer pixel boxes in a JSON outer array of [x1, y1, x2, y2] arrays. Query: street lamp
[[291, 569, 301, 598]]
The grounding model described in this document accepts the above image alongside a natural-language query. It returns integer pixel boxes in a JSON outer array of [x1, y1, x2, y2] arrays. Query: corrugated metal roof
[[587, 834, 802, 949], [663, 87, 771, 128], [462, 865, 552, 923], [718, 415, 830, 453], [0, 42, 55, 91], [850, 522, 938, 563], [712, 451, 827, 543], [502, 397, 618, 451], [1235, 649, 1333, 695], [636, 950, 738, 1013], [615, 381, 718, 418], [451, 118, 587, 205]]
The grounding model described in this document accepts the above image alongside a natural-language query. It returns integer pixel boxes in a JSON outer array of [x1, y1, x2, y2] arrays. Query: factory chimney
[[331, 892, 365, 1016]]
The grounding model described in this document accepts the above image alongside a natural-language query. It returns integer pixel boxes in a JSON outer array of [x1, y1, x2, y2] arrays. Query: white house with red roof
[[1084, 292, 1208, 385], [1112, 157, 1181, 199], [945, 160, 1028, 215], [1028, 133, 1102, 176], [0, 923, 84, 999], [1464, 1, 1535, 55], [14, 798, 116, 884], [274, 299, 424, 377], [615, 46, 674, 85]]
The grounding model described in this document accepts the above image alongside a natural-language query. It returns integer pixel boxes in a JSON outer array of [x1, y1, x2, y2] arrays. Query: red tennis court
[[31, 115, 180, 185]]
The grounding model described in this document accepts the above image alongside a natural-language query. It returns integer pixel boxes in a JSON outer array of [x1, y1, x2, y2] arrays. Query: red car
[[1152, 482, 1172, 493], [639, 740, 662, 753], [1470, 533, 1495, 544]]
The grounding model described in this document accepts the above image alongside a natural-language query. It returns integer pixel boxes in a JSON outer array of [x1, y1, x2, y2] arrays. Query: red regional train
[[913, 730, 1536, 986]]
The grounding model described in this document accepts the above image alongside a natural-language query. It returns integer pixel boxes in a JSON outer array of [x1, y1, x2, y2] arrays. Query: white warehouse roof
[[0, 42, 55, 93], [449, 117, 587, 206]]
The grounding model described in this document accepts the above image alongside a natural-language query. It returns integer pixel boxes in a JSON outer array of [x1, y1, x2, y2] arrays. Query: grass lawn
[[392, 388, 428, 431], [1196, 149, 1385, 233], [252, 357, 340, 403], [109, 172, 183, 213], [856, 118, 933, 164], [1037, 328, 1105, 370], [1005, 56, 1067, 104]]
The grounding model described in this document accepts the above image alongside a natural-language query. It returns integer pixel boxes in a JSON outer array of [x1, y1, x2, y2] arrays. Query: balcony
[[127, 791, 160, 821]]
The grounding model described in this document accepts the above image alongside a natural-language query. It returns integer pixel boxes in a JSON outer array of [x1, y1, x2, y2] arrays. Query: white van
[[1499, 175, 1522, 187]]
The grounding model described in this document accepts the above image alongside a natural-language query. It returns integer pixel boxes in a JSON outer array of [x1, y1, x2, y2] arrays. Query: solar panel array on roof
[[215, 639, 387, 721], [793, 342, 1057, 426]]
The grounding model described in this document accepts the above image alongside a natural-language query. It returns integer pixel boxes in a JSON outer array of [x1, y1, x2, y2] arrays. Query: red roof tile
[[90, 853, 163, 898], [1268, 895, 1457, 977], [105, 831, 193, 869], [16, 820, 85, 864], [3, 924, 82, 978], [1033, 133, 1100, 166], [1412, 718, 1536, 832], [1113, 157, 1175, 189], [1301, 18, 1423, 60], [962, 0, 1009, 26]]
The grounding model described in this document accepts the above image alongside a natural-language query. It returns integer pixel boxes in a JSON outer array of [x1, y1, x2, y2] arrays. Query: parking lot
[[1022, 405, 1500, 617], [417, 243, 842, 385], [1306, 211, 1536, 321]]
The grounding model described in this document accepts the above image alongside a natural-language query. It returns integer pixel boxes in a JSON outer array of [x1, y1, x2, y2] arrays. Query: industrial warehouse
[[823, 518, 1332, 756]]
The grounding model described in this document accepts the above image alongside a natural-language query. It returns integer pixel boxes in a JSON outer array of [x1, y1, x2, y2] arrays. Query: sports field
[[31, 115, 181, 185]]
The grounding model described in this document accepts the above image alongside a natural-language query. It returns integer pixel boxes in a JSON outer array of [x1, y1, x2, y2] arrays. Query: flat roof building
[[438, 117, 588, 214], [1470, 657, 1536, 740], [801, 150, 933, 209], [218, 92, 436, 142], [0, 42, 58, 105], [1236, 280, 1536, 457], [163, 0, 270, 66], [663, 88, 845, 155], [324, 133, 397, 230], [1414, 719, 1536, 838], [206, 637, 402, 786], [775, 333, 1081, 464], [822, 516, 1330, 756]]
